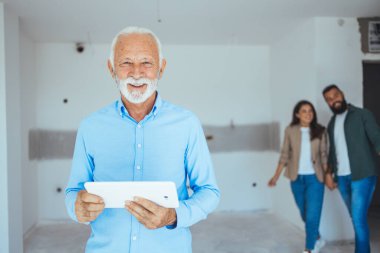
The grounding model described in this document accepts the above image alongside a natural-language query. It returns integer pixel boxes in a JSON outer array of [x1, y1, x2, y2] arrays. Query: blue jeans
[[291, 174, 324, 250], [337, 175, 377, 253]]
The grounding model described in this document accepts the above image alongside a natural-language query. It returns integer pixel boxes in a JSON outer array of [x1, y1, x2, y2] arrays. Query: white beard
[[117, 77, 158, 104]]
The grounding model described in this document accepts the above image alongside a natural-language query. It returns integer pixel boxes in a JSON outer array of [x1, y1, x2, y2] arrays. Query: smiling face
[[296, 104, 314, 127], [323, 87, 347, 114], [108, 33, 166, 104]]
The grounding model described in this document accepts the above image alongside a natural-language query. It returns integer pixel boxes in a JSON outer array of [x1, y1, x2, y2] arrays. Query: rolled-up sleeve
[[175, 117, 220, 229], [65, 122, 94, 222]]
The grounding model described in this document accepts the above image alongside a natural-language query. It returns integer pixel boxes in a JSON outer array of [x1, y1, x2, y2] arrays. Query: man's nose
[[130, 65, 144, 79]]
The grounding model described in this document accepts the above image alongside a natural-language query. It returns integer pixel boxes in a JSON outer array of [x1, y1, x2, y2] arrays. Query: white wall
[[20, 27, 38, 234], [162, 45, 272, 125], [269, 18, 317, 229], [213, 152, 276, 211], [34, 43, 273, 219], [0, 4, 24, 253], [315, 17, 365, 124], [162, 45, 275, 212]]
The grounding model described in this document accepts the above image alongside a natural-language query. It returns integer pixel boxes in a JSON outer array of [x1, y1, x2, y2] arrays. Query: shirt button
[[137, 124, 141, 128], [132, 235, 137, 241], [136, 165, 141, 170], [137, 144, 142, 148]]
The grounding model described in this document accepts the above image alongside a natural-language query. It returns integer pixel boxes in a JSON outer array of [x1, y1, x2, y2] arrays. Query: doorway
[[363, 61, 380, 214]]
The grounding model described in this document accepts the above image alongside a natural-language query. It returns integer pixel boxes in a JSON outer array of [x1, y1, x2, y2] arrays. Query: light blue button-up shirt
[[65, 94, 220, 253]]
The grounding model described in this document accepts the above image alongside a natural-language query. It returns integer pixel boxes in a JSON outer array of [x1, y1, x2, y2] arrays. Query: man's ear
[[107, 60, 115, 78], [158, 59, 167, 79]]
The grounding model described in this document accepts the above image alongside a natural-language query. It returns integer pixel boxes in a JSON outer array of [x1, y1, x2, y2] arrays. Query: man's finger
[[126, 204, 149, 224], [88, 211, 102, 218], [81, 210, 101, 219], [81, 192, 104, 204], [86, 202, 105, 212], [126, 200, 153, 218], [79, 210, 90, 219], [133, 197, 159, 213], [126, 205, 157, 229], [126, 204, 144, 220], [78, 216, 90, 223]]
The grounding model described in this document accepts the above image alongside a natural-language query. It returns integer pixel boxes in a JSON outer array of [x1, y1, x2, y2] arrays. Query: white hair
[[109, 26, 163, 70]]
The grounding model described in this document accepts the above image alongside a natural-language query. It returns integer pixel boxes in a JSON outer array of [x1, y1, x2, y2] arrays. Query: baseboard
[[23, 223, 37, 241]]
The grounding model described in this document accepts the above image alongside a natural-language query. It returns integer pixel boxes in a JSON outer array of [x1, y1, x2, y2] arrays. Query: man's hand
[[325, 173, 337, 191], [75, 190, 105, 223], [125, 197, 177, 230]]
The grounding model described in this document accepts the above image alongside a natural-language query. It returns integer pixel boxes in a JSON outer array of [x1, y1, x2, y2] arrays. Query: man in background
[[323, 84, 380, 253]]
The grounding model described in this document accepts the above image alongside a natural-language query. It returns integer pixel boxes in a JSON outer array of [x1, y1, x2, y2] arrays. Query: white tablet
[[84, 181, 179, 208]]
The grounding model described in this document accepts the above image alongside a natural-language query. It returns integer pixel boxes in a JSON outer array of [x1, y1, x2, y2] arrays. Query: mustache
[[330, 99, 347, 114], [123, 77, 156, 87]]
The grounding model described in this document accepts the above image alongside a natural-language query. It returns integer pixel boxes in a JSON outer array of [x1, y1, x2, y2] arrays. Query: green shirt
[[327, 104, 380, 181]]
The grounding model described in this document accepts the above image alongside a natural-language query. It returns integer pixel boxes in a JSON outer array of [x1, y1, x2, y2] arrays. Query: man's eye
[[143, 62, 153, 66], [119, 62, 132, 68]]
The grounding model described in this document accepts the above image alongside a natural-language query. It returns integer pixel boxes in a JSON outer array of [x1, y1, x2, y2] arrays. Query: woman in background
[[268, 100, 328, 253]]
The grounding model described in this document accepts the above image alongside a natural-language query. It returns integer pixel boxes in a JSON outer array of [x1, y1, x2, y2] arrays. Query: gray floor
[[24, 211, 379, 253]]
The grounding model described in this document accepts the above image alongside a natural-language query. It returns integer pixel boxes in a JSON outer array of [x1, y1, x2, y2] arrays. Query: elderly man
[[65, 26, 220, 253], [323, 84, 380, 253]]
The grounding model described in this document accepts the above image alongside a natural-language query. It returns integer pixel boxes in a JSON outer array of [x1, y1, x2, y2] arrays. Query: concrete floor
[[24, 211, 379, 253]]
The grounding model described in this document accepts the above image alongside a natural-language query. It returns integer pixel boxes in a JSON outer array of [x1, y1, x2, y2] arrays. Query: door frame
[[362, 60, 380, 212]]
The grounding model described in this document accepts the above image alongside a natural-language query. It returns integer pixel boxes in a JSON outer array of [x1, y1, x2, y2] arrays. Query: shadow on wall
[[28, 122, 280, 160]]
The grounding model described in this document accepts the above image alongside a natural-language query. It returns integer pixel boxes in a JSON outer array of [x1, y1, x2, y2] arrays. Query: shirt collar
[[116, 92, 163, 119], [152, 92, 163, 117]]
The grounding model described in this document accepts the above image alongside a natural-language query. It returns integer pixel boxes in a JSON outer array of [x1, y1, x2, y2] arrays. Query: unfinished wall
[[33, 43, 275, 219], [18, 13, 379, 244]]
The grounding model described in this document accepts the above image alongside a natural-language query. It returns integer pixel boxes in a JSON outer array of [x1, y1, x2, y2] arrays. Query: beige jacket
[[279, 125, 328, 182]]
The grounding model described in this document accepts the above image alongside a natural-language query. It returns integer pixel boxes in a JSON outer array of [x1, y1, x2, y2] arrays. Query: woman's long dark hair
[[290, 100, 325, 140]]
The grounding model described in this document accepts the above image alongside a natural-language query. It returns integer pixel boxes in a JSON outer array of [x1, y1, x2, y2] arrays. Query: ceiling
[[3, 0, 380, 45]]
